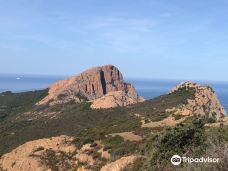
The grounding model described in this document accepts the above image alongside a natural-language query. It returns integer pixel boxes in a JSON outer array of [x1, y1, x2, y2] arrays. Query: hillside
[[0, 65, 227, 171]]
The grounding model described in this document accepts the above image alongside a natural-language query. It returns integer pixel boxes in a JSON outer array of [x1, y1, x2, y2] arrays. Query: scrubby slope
[[0, 81, 227, 171]]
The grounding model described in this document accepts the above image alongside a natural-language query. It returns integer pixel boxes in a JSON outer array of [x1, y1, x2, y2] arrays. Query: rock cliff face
[[166, 81, 226, 121], [37, 65, 144, 107]]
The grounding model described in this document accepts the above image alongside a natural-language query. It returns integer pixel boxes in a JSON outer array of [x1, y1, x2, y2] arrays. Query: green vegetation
[[72, 137, 94, 149], [144, 118, 207, 169], [102, 135, 140, 161], [172, 87, 196, 101], [0, 87, 227, 171], [172, 113, 184, 120], [40, 149, 75, 171], [126, 87, 195, 121], [0, 101, 141, 156], [0, 86, 196, 156], [103, 135, 124, 150], [126, 118, 228, 171], [0, 89, 48, 121]]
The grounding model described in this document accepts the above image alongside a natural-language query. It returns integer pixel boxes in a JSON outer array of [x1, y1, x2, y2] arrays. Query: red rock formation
[[167, 81, 226, 121], [91, 91, 145, 109], [37, 65, 143, 106]]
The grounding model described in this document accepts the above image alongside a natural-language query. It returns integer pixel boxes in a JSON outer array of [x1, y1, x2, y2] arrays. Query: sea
[[0, 74, 227, 113]]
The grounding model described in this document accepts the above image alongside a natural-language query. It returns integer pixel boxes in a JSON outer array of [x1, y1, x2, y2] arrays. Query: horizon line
[[0, 72, 228, 83]]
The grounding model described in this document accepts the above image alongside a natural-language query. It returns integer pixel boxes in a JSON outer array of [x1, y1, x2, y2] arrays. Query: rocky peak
[[37, 65, 143, 106], [167, 81, 226, 121], [170, 81, 199, 93], [170, 81, 211, 93]]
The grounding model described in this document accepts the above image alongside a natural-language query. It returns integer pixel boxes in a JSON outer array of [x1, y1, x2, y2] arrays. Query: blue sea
[[0, 74, 227, 113]]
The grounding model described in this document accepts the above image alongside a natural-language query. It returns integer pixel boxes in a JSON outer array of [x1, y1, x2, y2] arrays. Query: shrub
[[103, 135, 124, 150], [172, 113, 183, 120], [142, 117, 207, 169]]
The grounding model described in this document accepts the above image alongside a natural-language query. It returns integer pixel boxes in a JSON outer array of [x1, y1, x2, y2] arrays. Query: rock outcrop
[[0, 135, 76, 171], [0, 136, 111, 171], [37, 65, 144, 108], [166, 82, 226, 121], [91, 90, 145, 109], [100, 155, 138, 171]]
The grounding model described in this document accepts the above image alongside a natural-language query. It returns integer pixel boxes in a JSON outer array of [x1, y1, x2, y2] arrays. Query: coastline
[[0, 76, 228, 113]]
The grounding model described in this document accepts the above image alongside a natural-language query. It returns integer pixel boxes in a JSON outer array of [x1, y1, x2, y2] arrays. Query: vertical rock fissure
[[92, 84, 95, 94], [100, 70, 107, 95]]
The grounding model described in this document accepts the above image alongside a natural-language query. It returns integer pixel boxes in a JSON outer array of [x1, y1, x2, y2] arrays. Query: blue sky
[[0, 0, 228, 81]]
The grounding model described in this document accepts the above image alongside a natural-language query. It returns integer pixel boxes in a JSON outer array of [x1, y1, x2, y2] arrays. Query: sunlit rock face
[[37, 65, 144, 107], [91, 90, 145, 109]]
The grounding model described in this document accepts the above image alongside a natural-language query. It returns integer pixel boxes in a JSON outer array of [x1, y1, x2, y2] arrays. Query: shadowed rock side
[[37, 65, 144, 107], [166, 81, 226, 121]]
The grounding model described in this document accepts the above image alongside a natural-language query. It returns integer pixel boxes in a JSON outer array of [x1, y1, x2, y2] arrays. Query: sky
[[0, 0, 228, 81]]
